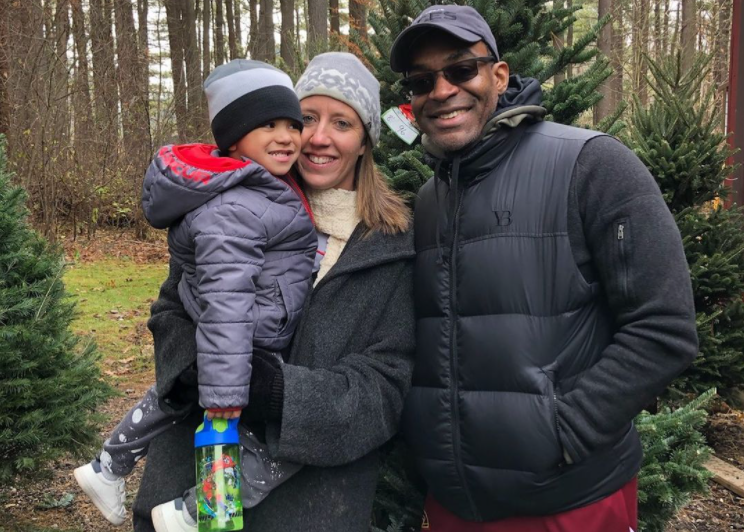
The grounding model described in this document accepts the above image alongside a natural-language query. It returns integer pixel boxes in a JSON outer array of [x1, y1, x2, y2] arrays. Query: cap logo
[[421, 10, 457, 21]]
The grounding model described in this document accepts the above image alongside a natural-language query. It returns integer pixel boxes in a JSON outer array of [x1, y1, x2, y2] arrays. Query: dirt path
[[667, 412, 744, 531]]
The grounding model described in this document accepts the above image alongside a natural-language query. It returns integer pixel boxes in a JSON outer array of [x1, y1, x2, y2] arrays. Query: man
[[390, 6, 698, 532]]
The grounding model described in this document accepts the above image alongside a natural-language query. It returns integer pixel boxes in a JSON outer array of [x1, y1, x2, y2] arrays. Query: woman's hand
[[206, 408, 242, 420]]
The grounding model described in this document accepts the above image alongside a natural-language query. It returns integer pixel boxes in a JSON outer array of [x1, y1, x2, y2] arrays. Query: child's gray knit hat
[[204, 59, 303, 153], [295, 52, 381, 146]]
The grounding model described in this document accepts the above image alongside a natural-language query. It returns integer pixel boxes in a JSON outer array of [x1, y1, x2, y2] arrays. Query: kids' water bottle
[[195, 415, 244, 531]]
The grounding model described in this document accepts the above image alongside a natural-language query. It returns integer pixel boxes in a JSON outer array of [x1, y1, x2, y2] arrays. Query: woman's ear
[[358, 134, 367, 156]]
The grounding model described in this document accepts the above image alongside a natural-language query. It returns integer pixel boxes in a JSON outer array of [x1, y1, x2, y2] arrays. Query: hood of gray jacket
[[142, 144, 284, 229]]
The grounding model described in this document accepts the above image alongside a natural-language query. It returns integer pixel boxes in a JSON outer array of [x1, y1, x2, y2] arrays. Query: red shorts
[[421, 478, 638, 532]]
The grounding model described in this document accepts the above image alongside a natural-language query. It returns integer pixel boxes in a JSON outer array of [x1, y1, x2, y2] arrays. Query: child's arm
[[189, 201, 267, 413]]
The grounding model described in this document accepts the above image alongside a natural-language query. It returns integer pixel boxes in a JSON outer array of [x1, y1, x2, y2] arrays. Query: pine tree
[[625, 54, 744, 396], [636, 389, 715, 532], [0, 136, 112, 481], [353, 0, 614, 198]]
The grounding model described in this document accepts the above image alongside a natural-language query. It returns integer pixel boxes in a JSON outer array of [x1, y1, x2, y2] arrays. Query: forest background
[[0, 0, 742, 531], [0, 0, 736, 240]]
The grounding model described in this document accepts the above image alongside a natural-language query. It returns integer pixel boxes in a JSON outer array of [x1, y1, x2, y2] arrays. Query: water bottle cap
[[194, 415, 240, 448]]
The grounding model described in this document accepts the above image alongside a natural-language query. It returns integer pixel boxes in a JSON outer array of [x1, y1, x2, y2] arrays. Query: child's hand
[[206, 408, 242, 420]]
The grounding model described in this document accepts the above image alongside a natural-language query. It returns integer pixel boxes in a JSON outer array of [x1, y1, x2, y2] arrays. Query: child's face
[[230, 118, 302, 176]]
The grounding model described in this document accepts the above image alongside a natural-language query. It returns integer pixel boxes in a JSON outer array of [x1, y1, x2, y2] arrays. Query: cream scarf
[[307, 187, 360, 285]]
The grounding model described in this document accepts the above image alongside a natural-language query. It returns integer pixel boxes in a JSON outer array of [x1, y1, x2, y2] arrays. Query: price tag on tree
[[382, 105, 419, 145]]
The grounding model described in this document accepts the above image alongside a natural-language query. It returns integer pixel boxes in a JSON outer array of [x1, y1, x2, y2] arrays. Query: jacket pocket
[[273, 276, 292, 337], [614, 218, 631, 302], [545, 377, 565, 466]]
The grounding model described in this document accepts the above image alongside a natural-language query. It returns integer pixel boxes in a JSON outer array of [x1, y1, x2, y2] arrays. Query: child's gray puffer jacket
[[142, 143, 317, 410]]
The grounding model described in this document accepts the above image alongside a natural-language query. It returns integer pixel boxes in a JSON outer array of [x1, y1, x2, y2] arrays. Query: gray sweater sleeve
[[557, 135, 698, 463]]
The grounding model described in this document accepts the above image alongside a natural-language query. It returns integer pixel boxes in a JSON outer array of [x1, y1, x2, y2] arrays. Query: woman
[[132, 52, 415, 532]]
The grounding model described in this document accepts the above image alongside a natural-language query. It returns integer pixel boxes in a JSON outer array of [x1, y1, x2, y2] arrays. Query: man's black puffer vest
[[404, 97, 643, 521]]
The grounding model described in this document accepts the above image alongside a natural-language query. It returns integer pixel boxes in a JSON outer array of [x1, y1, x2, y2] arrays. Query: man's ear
[[492, 61, 510, 96]]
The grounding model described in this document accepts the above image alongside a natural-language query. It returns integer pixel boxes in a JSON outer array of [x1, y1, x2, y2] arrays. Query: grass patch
[[64, 259, 168, 369]]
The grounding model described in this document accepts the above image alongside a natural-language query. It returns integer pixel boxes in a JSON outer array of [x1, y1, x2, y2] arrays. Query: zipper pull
[[617, 223, 625, 240]]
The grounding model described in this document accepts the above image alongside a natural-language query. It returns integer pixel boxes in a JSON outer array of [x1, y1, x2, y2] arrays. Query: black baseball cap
[[390, 5, 500, 73]]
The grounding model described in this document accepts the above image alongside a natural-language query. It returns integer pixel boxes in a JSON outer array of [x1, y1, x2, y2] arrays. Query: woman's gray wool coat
[[132, 223, 416, 532]]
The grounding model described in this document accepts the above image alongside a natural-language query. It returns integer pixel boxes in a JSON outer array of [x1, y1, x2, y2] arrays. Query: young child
[[73, 59, 317, 528]]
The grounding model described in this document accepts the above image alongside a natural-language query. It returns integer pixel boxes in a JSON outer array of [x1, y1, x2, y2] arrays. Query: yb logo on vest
[[493, 210, 512, 227]]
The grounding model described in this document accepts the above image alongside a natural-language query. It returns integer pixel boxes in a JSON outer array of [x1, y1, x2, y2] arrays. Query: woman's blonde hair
[[355, 137, 411, 235]]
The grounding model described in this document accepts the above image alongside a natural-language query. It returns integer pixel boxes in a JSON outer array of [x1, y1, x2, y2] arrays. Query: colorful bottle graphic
[[195, 415, 243, 531]]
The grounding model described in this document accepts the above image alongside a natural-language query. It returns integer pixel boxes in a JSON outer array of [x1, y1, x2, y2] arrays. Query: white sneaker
[[73, 461, 127, 526], [152, 499, 197, 532]]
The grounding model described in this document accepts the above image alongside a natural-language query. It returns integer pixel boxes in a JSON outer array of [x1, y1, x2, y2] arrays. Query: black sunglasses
[[401, 56, 498, 96]]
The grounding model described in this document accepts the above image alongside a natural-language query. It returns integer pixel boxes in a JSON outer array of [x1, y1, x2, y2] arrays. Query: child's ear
[[228, 144, 237, 153]]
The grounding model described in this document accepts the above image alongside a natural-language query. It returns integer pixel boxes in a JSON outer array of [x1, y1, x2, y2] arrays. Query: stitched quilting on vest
[[405, 121, 641, 522]]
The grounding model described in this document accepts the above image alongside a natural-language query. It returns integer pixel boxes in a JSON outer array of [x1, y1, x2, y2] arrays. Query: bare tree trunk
[[566, 0, 573, 78], [225, 0, 239, 59], [654, 0, 661, 59], [90, 0, 120, 154], [595, 0, 613, 124], [714, 0, 732, 127], [639, 0, 649, 104], [307, 0, 327, 55], [164, 0, 189, 140], [0, 0, 8, 136], [680, 0, 696, 70], [70, 0, 96, 235], [182, 0, 204, 136], [70, 0, 93, 146], [203, 0, 211, 76], [631, 0, 649, 105], [662, 0, 670, 54], [114, 0, 152, 238], [296, 1, 302, 53], [215, 0, 226, 64], [280, 0, 296, 70], [138, 0, 148, 58], [554, 0, 565, 85], [610, 0, 624, 111], [349, 0, 367, 38], [255, 0, 275, 61], [329, 0, 339, 35], [249, 0, 258, 57], [234, 0, 242, 56]]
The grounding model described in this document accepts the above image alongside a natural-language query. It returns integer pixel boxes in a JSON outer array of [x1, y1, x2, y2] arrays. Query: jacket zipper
[[616, 221, 628, 299], [448, 172, 479, 519]]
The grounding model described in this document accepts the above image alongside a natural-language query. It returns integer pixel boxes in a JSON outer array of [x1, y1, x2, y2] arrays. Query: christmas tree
[[0, 136, 112, 481], [625, 54, 744, 397], [636, 389, 715, 532], [353, 0, 613, 198]]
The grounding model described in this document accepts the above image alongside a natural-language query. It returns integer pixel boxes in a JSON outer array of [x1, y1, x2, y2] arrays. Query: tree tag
[[382, 106, 419, 145]]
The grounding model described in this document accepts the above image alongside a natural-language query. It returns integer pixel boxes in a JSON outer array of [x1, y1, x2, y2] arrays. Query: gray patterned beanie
[[204, 59, 303, 153], [295, 52, 381, 146]]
